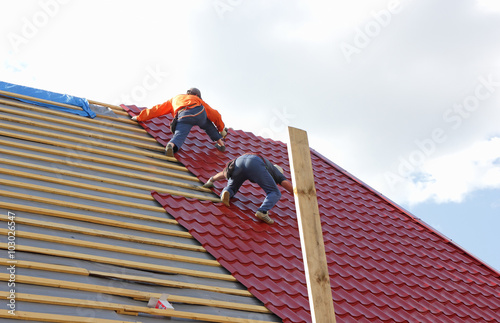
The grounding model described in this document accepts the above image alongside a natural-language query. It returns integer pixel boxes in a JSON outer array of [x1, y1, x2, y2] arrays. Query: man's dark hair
[[187, 87, 201, 99]]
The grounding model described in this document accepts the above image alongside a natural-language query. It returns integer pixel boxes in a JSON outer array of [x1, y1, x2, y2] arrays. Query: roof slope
[[124, 104, 500, 322], [0, 93, 281, 322]]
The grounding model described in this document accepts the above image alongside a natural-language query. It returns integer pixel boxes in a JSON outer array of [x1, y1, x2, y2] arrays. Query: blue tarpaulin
[[0, 81, 96, 118]]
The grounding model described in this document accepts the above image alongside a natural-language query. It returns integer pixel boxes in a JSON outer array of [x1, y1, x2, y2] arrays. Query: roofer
[[131, 88, 227, 156], [203, 153, 293, 224]]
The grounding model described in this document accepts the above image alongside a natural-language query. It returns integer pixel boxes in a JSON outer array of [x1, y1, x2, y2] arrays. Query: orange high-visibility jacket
[[136, 94, 225, 132]]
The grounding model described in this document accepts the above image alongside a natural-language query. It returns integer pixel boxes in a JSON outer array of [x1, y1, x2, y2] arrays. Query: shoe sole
[[216, 144, 226, 152], [165, 144, 174, 157], [256, 212, 274, 224], [221, 191, 230, 206]]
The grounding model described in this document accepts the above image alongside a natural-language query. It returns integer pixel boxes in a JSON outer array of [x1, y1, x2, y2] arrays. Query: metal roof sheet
[[124, 104, 500, 322]]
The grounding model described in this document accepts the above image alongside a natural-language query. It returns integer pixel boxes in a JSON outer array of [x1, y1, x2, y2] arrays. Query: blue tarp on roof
[[0, 81, 96, 118]]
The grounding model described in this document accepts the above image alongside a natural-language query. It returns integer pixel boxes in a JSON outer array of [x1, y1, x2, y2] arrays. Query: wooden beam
[[0, 166, 212, 202], [0, 229, 219, 267], [0, 122, 169, 157], [0, 193, 180, 227], [1, 177, 220, 209], [0, 154, 210, 193], [0, 259, 252, 297], [0, 129, 182, 167], [0, 89, 84, 112], [0, 97, 145, 133], [0, 168, 157, 201], [0, 138, 197, 181], [0, 105, 156, 143], [88, 99, 127, 113], [1, 178, 164, 212], [0, 293, 271, 323], [0, 114, 162, 151], [89, 271, 253, 297], [0, 243, 236, 281], [0, 275, 268, 313], [287, 126, 336, 323], [0, 212, 203, 251], [0, 309, 134, 323], [0, 90, 129, 118], [0, 259, 90, 276]]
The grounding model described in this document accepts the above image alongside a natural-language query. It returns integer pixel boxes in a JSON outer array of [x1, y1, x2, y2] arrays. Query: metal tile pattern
[[125, 105, 500, 322]]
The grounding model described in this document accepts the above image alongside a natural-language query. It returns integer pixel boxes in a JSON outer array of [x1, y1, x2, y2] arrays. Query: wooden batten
[[0, 92, 276, 322], [0, 138, 198, 181], [0, 97, 145, 133], [287, 126, 337, 323]]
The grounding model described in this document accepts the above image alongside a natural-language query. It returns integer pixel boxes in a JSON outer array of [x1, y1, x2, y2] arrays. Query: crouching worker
[[131, 88, 227, 156], [203, 153, 293, 224]]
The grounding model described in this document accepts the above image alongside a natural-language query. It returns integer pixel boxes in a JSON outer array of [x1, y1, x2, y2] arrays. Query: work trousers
[[170, 105, 222, 151], [222, 154, 281, 213]]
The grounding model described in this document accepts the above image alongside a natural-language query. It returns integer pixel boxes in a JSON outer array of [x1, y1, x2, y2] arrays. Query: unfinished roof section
[[124, 104, 500, 323], [0, 90, 282, 322]]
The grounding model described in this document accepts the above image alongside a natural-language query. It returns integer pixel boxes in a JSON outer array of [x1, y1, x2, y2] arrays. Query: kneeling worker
[[204, 153, 293, 224], [132, 88, 227, 156]]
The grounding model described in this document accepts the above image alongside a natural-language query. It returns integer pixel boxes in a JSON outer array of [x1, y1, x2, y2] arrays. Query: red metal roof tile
[[124, 105, 500, 322]]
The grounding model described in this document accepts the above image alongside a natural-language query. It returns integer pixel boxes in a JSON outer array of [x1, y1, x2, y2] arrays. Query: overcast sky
[[1, 0, 499, 271]]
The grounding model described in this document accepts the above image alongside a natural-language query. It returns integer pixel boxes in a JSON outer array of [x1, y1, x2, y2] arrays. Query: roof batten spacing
[[0, 90, 278, 322]]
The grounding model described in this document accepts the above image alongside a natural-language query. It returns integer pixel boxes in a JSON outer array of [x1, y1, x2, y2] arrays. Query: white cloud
[[476, 0, 500, 12], [381, 137, 500, 206]]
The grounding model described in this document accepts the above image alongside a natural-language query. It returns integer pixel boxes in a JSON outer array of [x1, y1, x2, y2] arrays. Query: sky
[[1, 0, 499, 271]]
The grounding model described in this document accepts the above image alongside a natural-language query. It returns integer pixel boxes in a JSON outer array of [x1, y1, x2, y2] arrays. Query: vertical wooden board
[[287, 126, 336, 323]]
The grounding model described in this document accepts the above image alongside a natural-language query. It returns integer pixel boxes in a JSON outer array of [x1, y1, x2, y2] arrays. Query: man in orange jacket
[[132, 88, 227, 156]]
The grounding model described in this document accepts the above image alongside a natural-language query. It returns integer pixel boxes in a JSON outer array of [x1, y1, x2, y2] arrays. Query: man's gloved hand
[[131, 116, 138, 121], [203, 177, 215, 188], [220, 127, 228, 138]]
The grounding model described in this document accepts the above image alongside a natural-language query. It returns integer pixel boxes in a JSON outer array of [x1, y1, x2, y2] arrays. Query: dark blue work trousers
[[222, 154, 281, 212], [170, 105, 222, 151]]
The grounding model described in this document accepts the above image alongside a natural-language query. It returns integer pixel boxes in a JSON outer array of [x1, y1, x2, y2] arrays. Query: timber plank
[[0, 244, 236, 281], [0, 293, 272, 323], [0, 310, 136, 323], [0, 214, 203, 252], [0, 192, 181, 227], [0, 113, 162, 151], [1, 178, 220, 210], [0, 259, 251, 297], [0, 156, 210, 193], [0, 97, 145, 133], [0, 275, 269, 313], [0, 229, 219, 267], [0, 138, 197, 180], [0, 147, 202, 187], [0, 122, 169, 158], [0, 105, 156, 143], [0, 128, 180, 166]]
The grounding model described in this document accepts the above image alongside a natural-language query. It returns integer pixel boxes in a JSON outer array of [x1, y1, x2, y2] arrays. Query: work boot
[[221, 191, 230, 206], [165, 143, 174, 157], [255, 211, 274, 224], [215, 143, 226, 152]]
